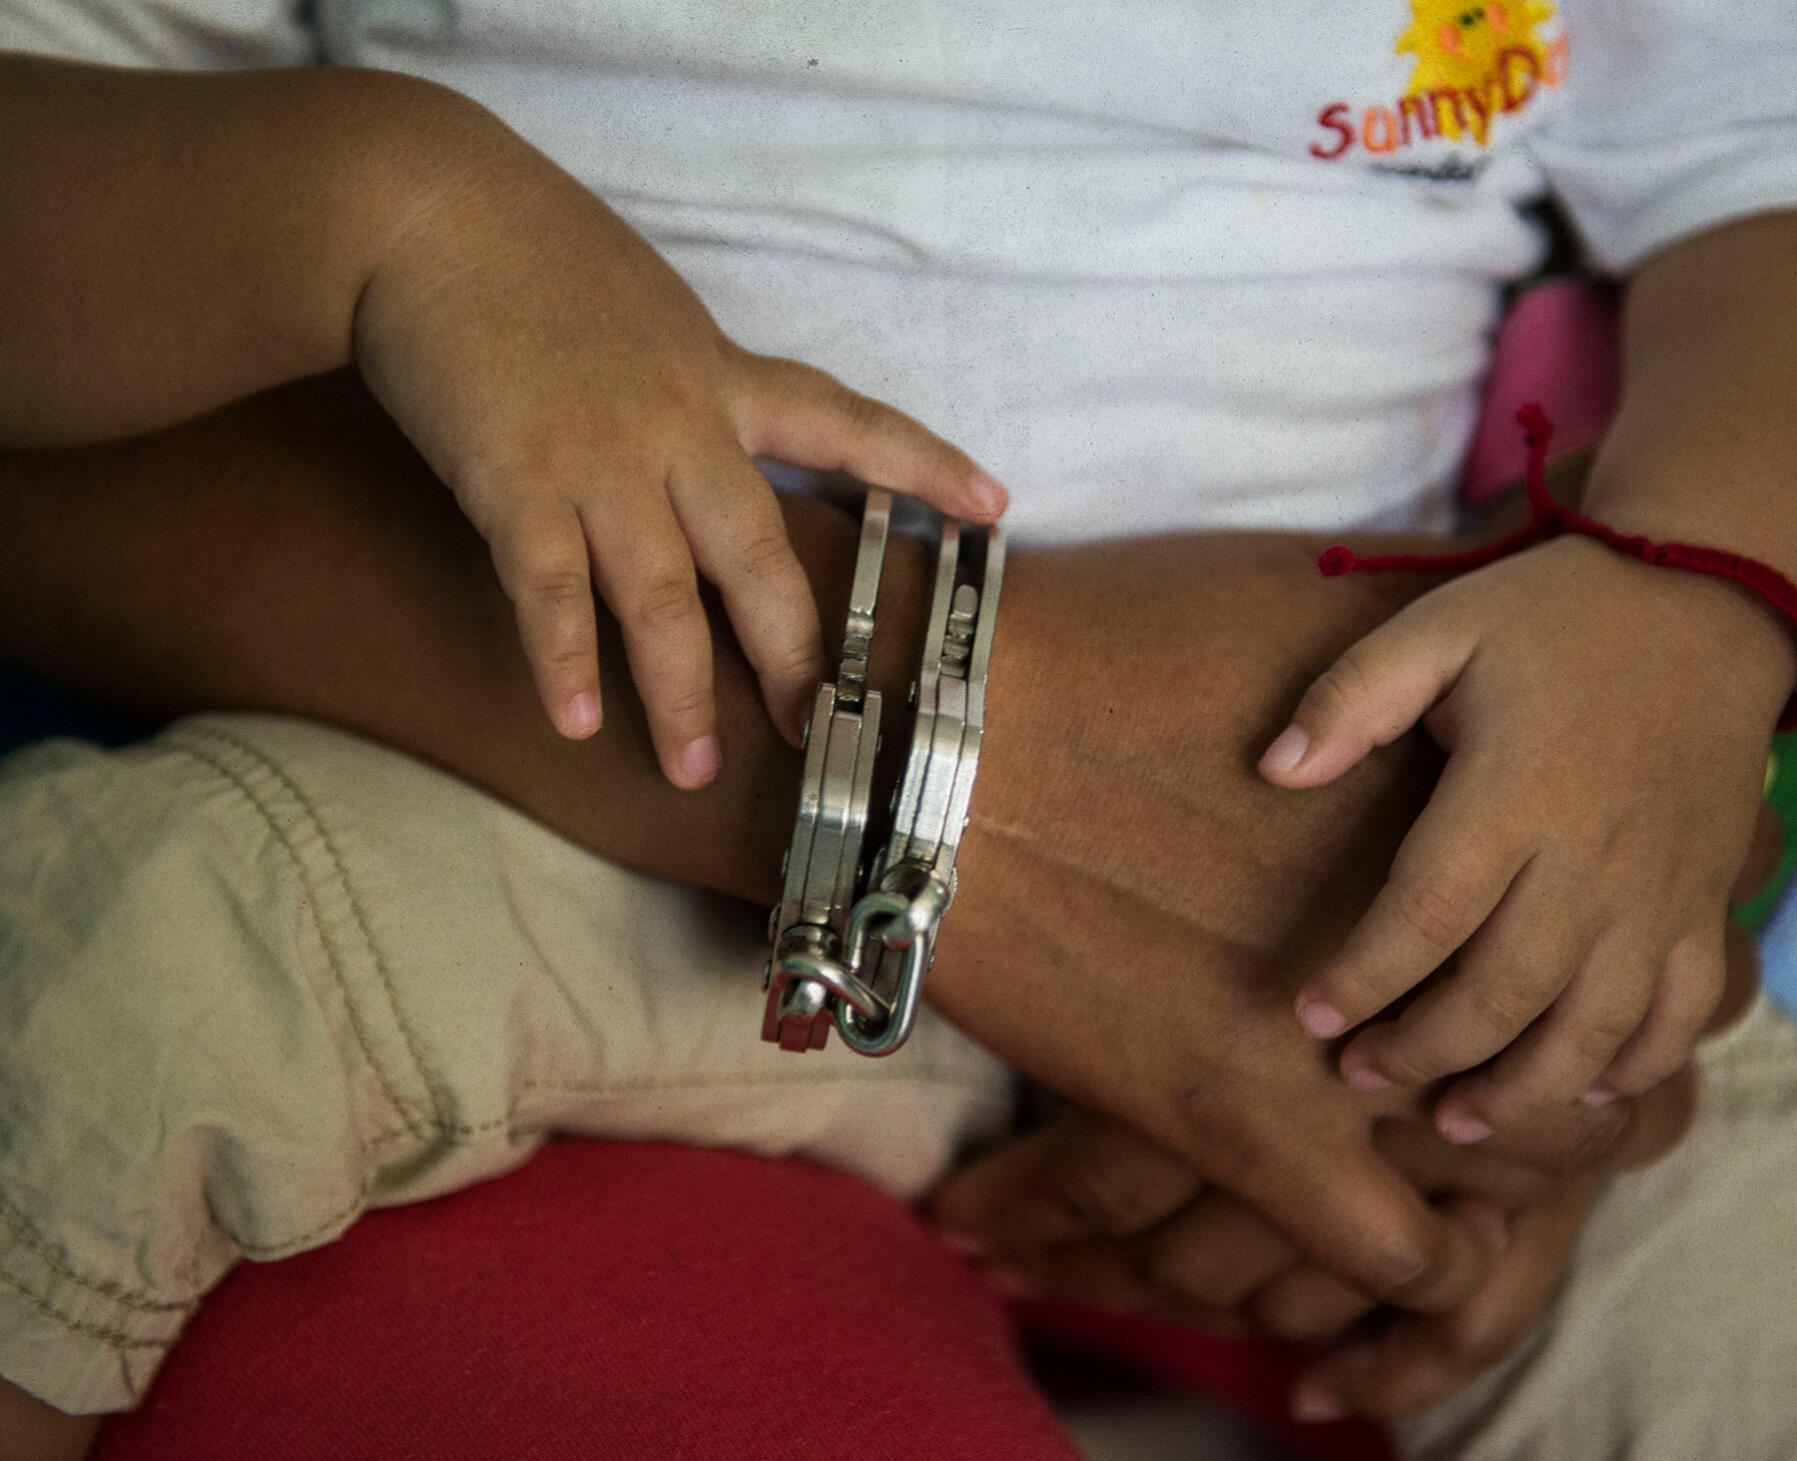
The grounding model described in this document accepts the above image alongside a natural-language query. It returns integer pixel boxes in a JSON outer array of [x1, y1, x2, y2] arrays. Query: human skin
[[934, 902, 1762, 1420], [0, 54, 1002, 780], [0, 374, 1682, 1449], [1261, 213, 1797, 1137]]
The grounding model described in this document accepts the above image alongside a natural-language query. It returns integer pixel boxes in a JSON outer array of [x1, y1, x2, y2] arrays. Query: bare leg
[[0, 1380, 100, 1461]]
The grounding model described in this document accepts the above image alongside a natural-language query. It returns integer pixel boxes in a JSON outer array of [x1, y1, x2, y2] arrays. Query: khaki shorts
[[1400, 993, 1797, 1461], [0, 715, 1013, 1415]]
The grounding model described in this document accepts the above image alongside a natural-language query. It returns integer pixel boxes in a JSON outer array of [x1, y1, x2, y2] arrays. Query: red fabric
[[1324, 404, 1797, 730], [94, 1142, 1082, 1461], [1018, 1301, 1396, 1461]]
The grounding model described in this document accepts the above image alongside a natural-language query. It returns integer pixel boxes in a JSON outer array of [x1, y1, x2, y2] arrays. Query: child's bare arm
[[1261, 210, 1797, 1139], [0, 55, 1002, 781], [0, 55, 427, 444]]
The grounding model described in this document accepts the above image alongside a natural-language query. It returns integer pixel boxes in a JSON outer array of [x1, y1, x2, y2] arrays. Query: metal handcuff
[[762, 489, 1004, 1056]]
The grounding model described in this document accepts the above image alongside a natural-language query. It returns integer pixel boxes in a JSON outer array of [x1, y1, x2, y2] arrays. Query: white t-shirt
[[6, 0, 1796, 541]]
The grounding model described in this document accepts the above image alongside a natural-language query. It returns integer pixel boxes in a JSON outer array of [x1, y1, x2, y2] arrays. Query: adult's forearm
[[0, 371, 888, 903], [0, 375, 1649, 1307]]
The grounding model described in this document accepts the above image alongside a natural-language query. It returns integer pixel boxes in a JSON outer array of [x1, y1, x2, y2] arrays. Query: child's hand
[[354, 102, 1003, 786], [1260, 535, 1793, 1139]]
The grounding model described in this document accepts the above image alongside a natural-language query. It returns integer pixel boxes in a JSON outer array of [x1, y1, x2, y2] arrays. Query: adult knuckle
[[1048, 1149, 1164, 1238], [1176, 1087, 1268, 1189], [1250, 1285, 1342, 1342], [1367, 1229, 1444, 1305], [1139, 1246, 1247, 1308]]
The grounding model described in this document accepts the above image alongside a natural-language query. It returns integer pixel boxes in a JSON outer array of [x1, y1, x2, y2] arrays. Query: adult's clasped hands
[[919, 530, 1763, 1422]]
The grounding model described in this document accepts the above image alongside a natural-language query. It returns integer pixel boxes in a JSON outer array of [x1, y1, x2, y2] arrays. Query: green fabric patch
[[1737, 732, 1797, 934]]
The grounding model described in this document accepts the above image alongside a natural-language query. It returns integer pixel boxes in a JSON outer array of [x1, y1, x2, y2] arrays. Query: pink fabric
[[1462, 278, 1620, 506]]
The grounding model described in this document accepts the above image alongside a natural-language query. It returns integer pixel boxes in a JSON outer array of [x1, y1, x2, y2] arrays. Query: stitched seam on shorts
[[0, 1200, 197, 1314], [159, 731, 440, 1139], [433, 1066, 993, 1140], [517, 1066, 979, 1101], [184, 725, 456, 1125], [0, 1266, 173, 1354], [353, 1063, 991, 1150]]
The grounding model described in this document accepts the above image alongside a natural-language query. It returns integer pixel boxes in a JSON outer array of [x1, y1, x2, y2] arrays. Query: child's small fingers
[[1258, 603, 1474, 790], [728, 353, 1008, 522], [1333, 850, 1566, 1101], [1296, 755, 1526, 1042], [582, 489, 719, 790], [669, 446, 825, 747], [1430, 930, 1656, 1136], [487, 505, 604, 739], [1595, 927, 1727, 1099]]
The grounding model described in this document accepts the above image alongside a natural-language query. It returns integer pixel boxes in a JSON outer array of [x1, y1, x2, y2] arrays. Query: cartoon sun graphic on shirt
[[1397, 0, 1556, 144]]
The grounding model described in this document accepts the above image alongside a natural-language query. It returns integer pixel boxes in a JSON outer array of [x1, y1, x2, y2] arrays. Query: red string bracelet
[[1317, 403, 1797, 731]]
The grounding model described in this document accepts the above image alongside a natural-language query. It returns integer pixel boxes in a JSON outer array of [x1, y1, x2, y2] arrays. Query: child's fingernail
[[1262, 725, 1309, 774], [972, 471, 1009, 516], [1291, 1385, 1345, 1424], [675, 735, 721, 787], [1581, 1086, 1616, 1107], [1439, 1112, 1493, 1145], [562, 692, 600, 738], [1297, 996, 1347, 1039], [1345, 1062, 1392, 1092]]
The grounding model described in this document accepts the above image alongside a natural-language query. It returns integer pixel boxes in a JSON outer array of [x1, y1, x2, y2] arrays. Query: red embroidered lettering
[[1309, 102, 1355, 160], [1399, 93, 1435, 141], [1499, 45, 1540, 110]]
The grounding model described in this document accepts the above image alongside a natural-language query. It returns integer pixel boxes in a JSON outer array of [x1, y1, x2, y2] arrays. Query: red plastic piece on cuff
[[1318, 403, 1797, 731]]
